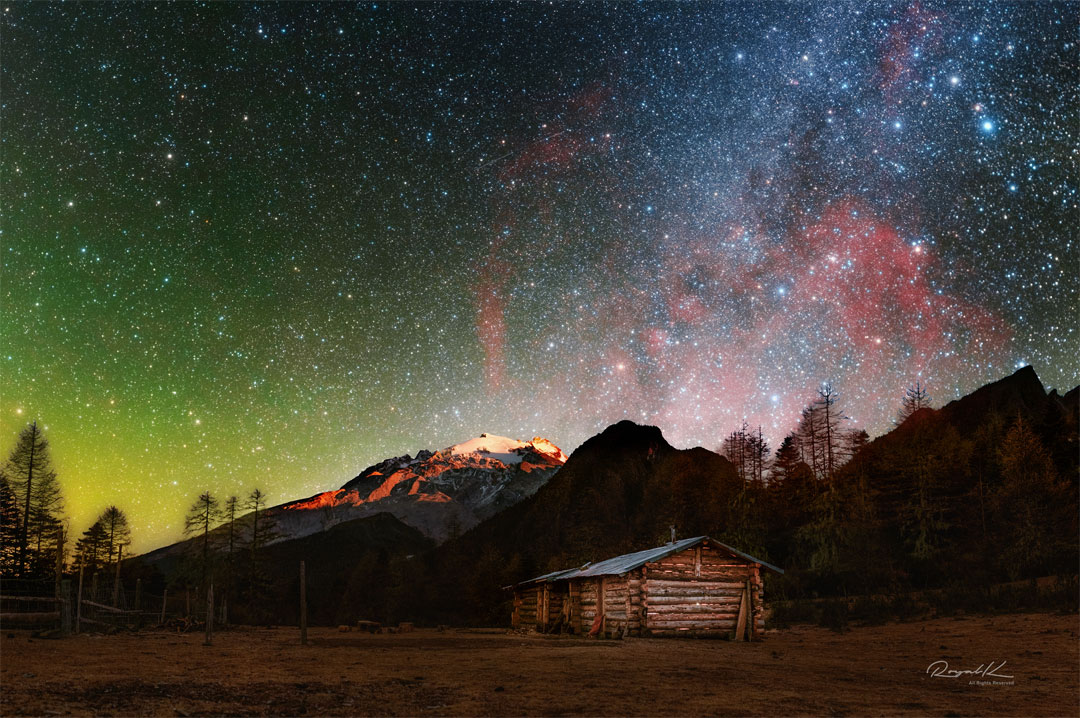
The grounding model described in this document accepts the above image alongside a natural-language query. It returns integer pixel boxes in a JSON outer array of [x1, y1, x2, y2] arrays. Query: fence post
[[221, 594, 228, 626], [112, 544, 123, 607], [204, 584, 214, 646], [160, 588, 168, 625], [60, 579, 72, 635], [55, 526, 64, 600], [134, 578, 142, 628], [300, 560, 307, 645], [75, 564, 85, 634]]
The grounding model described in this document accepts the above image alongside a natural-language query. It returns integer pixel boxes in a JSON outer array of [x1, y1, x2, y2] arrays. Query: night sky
[[2, 2, 1077, 553]]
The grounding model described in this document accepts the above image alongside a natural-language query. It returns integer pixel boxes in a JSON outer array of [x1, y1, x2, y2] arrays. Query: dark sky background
[[2, 2, 1076, 552]]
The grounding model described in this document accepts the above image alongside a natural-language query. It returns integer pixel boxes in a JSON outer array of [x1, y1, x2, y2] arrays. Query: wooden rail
[[0, 595, 59, 603], [79, 599, 139, 614], [0, 611, 60, 622]]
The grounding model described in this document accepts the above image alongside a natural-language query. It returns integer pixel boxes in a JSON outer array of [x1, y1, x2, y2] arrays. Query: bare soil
[[1, 613, 1077, 716]]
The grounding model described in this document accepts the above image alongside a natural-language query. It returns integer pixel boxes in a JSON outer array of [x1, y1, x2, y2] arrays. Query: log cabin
[[510, 536, 783, 639]]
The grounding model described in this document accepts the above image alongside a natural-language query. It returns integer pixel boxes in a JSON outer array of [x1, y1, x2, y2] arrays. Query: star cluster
[[2, 2, 1076, 552]]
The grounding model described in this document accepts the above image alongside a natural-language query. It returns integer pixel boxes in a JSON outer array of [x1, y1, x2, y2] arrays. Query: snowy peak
[[276, 433, 566, 542], [528, 436, 569, 464], [443, 433, 568, 465], [447, 433, 529, 463]]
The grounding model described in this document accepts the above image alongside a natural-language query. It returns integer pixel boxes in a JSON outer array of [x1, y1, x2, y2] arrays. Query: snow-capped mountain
[[269, 434, 567, 543]]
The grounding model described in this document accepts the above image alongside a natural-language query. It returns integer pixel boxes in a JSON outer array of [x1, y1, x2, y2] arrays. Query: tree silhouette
[[993, 415, 1069, 579], [896, 380, 932, 425], [74, 519, 109, 572], [0, 476, 19, 575], [97, 505, 132, 564], [184, 491, 221, 590], [720, 423, 770, 484], [244, 488, 279, 618], [0, 422, 63, 577]]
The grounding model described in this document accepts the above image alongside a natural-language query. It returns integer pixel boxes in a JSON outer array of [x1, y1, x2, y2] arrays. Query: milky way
[[2, 3, 1076, 551]]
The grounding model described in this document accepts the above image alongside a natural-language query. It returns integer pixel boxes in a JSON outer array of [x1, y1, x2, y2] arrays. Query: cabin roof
[[513, 536, 783, 588]]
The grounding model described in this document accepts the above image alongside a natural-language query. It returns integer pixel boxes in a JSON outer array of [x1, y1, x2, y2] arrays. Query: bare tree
[[721, 423, 771, 484], [184, 491, 221, 590], [896, 380, 932, 425], [793, 385, 850, 481], [817, 383, 842, 479], [223, 495, 239, 562]]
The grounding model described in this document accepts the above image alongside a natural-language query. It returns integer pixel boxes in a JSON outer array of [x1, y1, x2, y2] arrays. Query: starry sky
[[2, 2, 1077, 553]]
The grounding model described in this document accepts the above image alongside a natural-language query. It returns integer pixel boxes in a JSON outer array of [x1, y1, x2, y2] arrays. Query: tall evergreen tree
[[0, 476, 20, 575], [0, 422, 64, 577], [74, 519, 109, 572], [97, 505, 132, 564], [993, 415, 1069, 579]]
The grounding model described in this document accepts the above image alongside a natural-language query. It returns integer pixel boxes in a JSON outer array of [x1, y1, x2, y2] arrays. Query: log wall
[[512, 586, 541, 629], [514, 542, 770, 638], [575, 572, 645, 636], [642, 545, 765, 636]]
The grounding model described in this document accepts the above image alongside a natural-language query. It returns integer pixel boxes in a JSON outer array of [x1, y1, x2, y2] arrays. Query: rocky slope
[[271, 433, 567, 543]]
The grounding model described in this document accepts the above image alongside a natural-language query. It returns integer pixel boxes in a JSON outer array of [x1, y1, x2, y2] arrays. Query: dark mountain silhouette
[[250, 511, 433, 626], [418, 421, 758, 624], [133, 367, 1077, 627], [418, 367, 1077, 624]]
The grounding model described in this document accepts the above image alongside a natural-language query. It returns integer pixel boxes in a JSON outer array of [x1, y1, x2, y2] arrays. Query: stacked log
[[641, 545, 765, 636], [579, 579, 598, 631], [511, 540, 772, 638], [515, 586, 539, 628]]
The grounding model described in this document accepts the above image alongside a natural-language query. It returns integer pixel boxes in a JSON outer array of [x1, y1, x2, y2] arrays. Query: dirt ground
[[1, 613, 1077, 717]]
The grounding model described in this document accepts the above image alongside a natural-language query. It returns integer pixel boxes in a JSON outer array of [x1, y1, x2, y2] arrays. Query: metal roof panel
[[513, 535, 783, 587]]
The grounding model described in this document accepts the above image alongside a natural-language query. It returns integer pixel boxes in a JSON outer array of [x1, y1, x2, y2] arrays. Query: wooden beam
[[734, 583, 748, 641], [641, 566, 649, 634], [80, 599, 138, 613], [0, 595, 59, 603], [0, 611, 60, 622], [75, 564, 84, 634], [745, 577, 754, 641]]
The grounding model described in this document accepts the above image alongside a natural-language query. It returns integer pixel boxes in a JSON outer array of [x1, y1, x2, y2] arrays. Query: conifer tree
[[994, 415, 1068, 579], [0, 422, 64, 577], [97, 505, 132, 564], [222, 495, 239, 562], [0, 476, 20, 575], [184, 491, 221, 590], [243, 488, 279, 621], [74, 519, 109, 571]]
